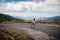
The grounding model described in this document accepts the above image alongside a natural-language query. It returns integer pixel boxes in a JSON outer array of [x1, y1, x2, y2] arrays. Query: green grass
[[0, 28, 27, 40]]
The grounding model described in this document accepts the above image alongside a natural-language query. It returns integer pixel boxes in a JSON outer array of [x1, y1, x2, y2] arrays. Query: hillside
[[0, 13, 24, 23], [47, 16, 60, 22], [0, 13, 16, 22], [37, 16, 60, 22]]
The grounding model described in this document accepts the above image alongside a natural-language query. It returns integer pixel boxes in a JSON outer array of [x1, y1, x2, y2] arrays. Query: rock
[[15, 28, 56, 40]]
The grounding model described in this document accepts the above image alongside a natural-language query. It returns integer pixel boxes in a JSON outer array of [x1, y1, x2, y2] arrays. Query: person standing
[[31, 18, 35, 28]]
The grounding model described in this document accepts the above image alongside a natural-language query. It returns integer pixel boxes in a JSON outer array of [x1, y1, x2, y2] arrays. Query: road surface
[[0, 23, 60, 40]]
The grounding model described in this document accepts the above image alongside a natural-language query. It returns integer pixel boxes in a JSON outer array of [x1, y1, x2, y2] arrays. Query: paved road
[[0, 23, 60, 40]]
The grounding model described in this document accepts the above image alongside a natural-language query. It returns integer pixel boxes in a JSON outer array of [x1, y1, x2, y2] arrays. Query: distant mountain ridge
[[36, 16, 60, 22], [0, 13, 60, 22], [47, 16, 60, 22], [0, 13, 24, 22], [0, 13, 16, 22]]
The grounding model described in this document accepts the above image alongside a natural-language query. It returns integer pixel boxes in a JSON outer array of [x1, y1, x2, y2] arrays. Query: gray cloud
[[0, 0, 60, 13]]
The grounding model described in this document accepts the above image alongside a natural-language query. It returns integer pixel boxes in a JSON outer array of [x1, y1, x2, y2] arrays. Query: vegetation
[[0, 13, 60, 25], [39, 21, 60, 25], [0, 13, 15, 23], [0, 13, 24, 23], [0, 28, 27, 40]]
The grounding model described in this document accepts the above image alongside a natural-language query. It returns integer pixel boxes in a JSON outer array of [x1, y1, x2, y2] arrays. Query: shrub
[[0, 28, 27, 40]]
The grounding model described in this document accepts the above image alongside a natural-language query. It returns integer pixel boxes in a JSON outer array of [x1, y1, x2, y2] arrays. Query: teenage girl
[[31, 18, 35, 28]]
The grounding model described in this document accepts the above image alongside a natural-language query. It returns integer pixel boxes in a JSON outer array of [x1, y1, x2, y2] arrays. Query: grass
[[0, 28, 27, 40], [39, 22, 60, 25], [0, 20, 60, 26]]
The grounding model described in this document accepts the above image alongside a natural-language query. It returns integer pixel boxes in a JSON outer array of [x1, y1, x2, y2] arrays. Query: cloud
[[0, 0, 60, 18], [0, 0, 60, 12]]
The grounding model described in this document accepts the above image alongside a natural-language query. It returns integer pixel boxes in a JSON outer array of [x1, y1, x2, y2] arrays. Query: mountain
[[0, 13, 24, 22], [47, 16, 60, 22], [36, 16, 60, 22], [0, 13, 16, 22]]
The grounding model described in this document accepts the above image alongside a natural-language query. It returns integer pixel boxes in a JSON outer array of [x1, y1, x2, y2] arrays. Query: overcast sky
[[0, 0, 60, 19]]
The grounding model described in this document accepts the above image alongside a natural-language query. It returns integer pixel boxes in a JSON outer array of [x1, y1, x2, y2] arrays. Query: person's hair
[[34, 18, 35, 20]]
